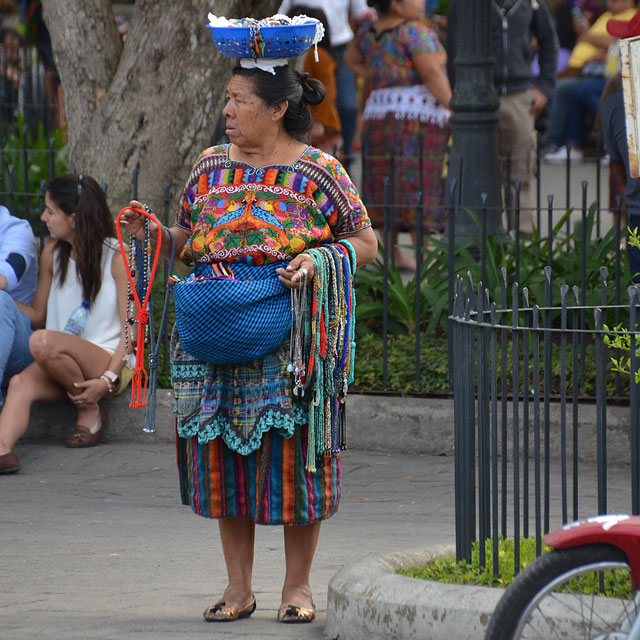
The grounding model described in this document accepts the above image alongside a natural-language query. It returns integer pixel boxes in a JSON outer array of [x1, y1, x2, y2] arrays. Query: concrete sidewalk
[[0, 439, 455, 640]]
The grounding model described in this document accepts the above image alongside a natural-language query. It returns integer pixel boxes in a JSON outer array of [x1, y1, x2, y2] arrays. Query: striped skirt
[[362, 112, 450, 233], [176, 423, 341, 526]]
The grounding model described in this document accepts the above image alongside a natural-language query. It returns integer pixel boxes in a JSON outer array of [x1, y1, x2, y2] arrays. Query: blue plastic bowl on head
[[207, 22, 318, 58]]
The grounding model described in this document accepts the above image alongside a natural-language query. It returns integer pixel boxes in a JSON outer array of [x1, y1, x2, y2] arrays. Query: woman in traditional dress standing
[[346, 0, 451, 270], [120, 14, 377, 624]]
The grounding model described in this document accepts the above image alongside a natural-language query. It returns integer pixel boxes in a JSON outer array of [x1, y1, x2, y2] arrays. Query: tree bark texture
[[41, 0, 280, 210]]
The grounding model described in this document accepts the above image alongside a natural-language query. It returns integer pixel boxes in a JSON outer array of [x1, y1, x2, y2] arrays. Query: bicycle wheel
[[484, 544, 638, 639]]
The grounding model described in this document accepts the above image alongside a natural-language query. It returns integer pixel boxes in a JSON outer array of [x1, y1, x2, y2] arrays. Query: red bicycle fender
[[544, 515, 640, 588]]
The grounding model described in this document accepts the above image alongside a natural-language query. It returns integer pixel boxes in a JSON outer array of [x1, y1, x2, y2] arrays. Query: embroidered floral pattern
[[176, 145, 370, 266]]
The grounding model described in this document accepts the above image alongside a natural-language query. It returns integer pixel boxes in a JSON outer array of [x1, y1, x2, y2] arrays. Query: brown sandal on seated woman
[[65, 404, 107, 448], [202, 594, 256, 622]]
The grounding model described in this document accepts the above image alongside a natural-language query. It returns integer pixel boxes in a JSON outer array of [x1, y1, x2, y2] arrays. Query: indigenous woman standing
[[120, 14, 377, 624], [346, 0, 451, 270], [0, 174, 133, 473]]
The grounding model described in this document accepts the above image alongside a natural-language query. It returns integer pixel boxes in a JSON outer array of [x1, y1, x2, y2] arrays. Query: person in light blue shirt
[[0, 205, 38, 406]]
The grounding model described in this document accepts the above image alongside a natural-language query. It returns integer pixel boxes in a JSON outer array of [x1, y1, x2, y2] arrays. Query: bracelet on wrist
[[101, 369, 121, 393], [100, 375, 114, 394]]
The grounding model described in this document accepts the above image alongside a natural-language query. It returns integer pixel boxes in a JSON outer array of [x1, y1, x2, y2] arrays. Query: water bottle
[[63, 300, 90, 336]]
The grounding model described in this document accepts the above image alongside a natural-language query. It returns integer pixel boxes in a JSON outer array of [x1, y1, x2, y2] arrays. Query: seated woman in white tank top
[[0, 173, 134, 474]]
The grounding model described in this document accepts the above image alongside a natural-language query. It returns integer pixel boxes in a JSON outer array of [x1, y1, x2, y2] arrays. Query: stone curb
[[325, 546, 503, 640], [25, 392, 632, 462]]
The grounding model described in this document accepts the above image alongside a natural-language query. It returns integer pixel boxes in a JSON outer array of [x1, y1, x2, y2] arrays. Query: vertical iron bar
[[415, 189, 423, 387], [477, 284, 488, 568], [572, 286, 580, 521], [536, 131, 541, 234], [594, 306, 607, 515], [615, 195, 623, 396], [382, 176, 390, 388], [560, 284, 569, 523], [481, 192, 488, 288], [514, 181, 521, 284], [500, 267, 508, 538], [547, 195, 553, 267], [512, 282, 521, 575], [565, 146, 571, 236], [505, 145, 512, 233], [596, 136, 602, 238], [580, 182, 587, 389], [543, 266, 552, 533], [631, 288, 640, 514], [522, 288, 531, 539], [490, 303, 499, 576], [22, 124, 29, 221], [533, 306, 542, 556]]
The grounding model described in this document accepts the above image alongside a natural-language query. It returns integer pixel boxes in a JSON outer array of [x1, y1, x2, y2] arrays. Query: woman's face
[[222, 75, 274, 148], [41, 192, 75, 242], [390, 0, 425, 20]]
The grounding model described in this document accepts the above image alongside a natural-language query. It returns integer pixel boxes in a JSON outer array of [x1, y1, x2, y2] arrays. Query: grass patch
[[397, 537, 549, 588], [398, 537, 633, 598]]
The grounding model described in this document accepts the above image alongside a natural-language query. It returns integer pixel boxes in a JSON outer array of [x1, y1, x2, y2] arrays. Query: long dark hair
[[231, 64, 326, 142], [47, 173, 116, 303]]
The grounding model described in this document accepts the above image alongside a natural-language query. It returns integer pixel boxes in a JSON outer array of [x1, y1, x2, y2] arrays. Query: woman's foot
[[203, 589, 256, 622], [278, 585, 315, 623]]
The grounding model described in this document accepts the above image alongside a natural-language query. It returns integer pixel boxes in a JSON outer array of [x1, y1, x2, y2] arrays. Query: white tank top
[[46, 238, 122, 352]]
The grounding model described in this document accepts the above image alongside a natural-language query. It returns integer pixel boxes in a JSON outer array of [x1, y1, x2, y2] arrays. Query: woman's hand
[[119, 200, 159, 243], [277, 254, 315, 290], [67, 378, 110, 407]]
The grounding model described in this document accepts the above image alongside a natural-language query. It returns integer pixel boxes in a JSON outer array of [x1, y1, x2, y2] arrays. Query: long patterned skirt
[[177, 425, 341, 525], [362, 113, 450, 233], [172, 328, 341, 526]]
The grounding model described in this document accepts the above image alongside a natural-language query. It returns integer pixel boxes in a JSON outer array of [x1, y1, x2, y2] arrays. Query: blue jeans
[[544, 77, 581, 148], [0, 290, 33, 406], [567, 77, 606, 147], [333, 43, 358, 167]]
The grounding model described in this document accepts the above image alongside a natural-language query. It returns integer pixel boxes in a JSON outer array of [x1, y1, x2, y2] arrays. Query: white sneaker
[[543, 146, 584, 164]]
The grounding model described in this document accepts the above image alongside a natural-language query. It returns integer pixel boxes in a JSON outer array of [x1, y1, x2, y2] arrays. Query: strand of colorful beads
[[289, 241, 357, 471]]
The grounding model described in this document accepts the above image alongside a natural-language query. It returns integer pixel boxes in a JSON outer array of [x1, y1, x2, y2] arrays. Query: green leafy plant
[[0, 113, 68, 222], [355, 203, 625, 339]]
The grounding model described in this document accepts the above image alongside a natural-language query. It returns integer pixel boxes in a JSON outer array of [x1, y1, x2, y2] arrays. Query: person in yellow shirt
[[543, 0, 637, 162]]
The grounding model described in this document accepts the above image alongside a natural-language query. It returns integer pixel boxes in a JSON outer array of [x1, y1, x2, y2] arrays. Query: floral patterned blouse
[[353, 19, 447, 91], [175, 144, 370, 266]]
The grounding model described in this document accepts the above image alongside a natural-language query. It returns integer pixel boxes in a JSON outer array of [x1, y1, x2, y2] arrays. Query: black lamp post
[[447, 0, 506, 242]]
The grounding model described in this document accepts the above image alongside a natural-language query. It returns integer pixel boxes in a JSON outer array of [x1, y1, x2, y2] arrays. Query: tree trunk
[[41, 0, 280, 210]]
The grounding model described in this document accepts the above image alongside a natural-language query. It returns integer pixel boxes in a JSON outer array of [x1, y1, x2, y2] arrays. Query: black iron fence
[[1, 141, 631, 384], [450, 270, 640, 575]]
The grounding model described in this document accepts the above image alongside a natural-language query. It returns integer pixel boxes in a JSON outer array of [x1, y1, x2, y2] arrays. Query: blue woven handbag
[[172, 262, 291, 365]]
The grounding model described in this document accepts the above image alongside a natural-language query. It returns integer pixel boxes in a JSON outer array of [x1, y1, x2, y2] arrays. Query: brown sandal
[[65, 405, 107, 448], [277, 602, 316, 623], [0, 451, 20, 473], [203, 594, 256, 622]]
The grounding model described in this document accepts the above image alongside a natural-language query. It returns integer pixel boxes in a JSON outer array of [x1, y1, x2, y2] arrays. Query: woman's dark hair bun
[[299, 71, 325, 107]]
